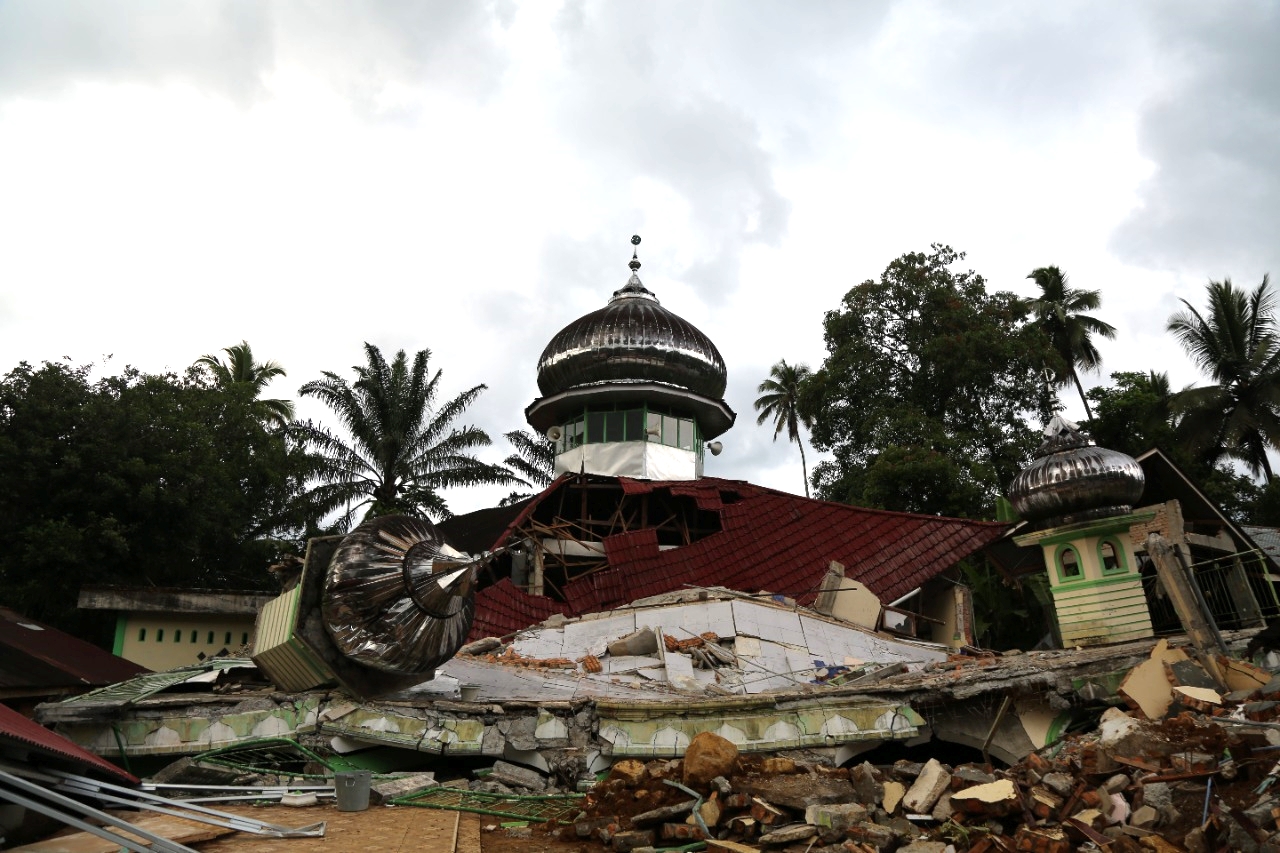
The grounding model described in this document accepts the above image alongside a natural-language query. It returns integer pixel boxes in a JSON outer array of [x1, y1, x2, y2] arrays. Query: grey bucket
[[335, 770, 372, 812]]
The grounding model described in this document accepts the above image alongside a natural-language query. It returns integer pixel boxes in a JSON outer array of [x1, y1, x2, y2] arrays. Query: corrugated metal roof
[[1243, 525, 1280, 569], [0, 606, 147, 692], [0, 702, 137, 784], [470, 477, 1010, 638]]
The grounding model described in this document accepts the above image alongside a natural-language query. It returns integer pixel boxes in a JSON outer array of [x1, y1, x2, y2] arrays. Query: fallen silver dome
[[321, 515, 477, 676], [1008, 416, 1145, 527]]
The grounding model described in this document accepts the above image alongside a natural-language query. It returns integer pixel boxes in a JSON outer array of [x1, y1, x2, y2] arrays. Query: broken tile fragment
[[902, 758, 950, 814], [630, 800, 696, 827], [951, 778, 1018, 818], [757, 823, 817, 845], [488, 759, 545, 791], [804, 801, 868, 830], [882, 779, 905, 814]]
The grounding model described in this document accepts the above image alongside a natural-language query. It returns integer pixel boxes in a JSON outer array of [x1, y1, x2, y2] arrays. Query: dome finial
[[629, 234, 642, 272]]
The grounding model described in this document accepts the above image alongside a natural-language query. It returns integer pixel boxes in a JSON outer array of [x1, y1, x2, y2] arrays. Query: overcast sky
[[1, 1, 1276, 514]]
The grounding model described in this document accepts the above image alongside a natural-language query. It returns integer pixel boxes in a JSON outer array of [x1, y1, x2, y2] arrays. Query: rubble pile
[[553, 693, 1280, 853]]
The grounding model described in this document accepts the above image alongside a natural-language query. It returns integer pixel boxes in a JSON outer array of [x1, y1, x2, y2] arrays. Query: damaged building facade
[[19, 238, 1280, 852]]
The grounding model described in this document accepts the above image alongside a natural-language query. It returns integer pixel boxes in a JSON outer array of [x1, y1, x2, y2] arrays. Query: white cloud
[[0, 1, 1276, 514]]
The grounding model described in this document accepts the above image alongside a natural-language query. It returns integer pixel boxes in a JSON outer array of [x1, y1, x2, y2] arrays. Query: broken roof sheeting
[[0, 606, 147, 695], [471, 477, 1009, 638], [0, 702, 137, 784]]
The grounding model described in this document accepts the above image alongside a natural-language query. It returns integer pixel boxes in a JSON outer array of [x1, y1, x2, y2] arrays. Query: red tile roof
[[469, 477, 1010, 638], [0, 702, 137, 784], [0, 607, 147, 694]]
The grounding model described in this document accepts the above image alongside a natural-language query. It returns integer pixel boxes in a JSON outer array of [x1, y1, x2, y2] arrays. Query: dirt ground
[[184, 802, 584, 853]]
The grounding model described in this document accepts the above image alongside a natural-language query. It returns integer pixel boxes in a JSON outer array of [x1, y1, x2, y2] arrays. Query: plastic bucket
[[335, 770, 372, 812]]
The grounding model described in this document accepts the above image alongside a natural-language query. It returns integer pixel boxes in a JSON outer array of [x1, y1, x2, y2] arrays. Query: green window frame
[[555, 404, 702, 454], [138, 628, 147, 642], [156, 628, 165, 642], [1098, 538, 1127, 574], [1055, 544, 1083, 583], [207, 631, 215, 644]]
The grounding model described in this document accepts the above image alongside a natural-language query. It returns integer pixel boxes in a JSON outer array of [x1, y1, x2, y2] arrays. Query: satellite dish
[[546, 425, 563, 441], [707, 441, 723, 456]]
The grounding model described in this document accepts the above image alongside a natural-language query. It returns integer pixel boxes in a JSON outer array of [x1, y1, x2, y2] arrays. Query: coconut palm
[[1026, 266, 1117, 420], [291, 343, 519, 526], [195, 340, 295, 427], [754, 359, 813, 498], [1167, 276, 1280, 481], [498, 428, 555, 505]]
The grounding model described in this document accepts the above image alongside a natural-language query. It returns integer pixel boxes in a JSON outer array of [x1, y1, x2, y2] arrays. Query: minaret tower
[[1009, 416, 1154, 647], [525, 236, 735, 480]]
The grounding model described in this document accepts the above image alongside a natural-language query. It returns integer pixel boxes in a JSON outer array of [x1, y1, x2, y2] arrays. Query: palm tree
[[195, 340, 295, 427], [499, 429, 555, 505], [1026, 266, 1117, 420], [291, 343, 519, 526], [754, 359, 813, 498], [1167, 276, 1280, 481]]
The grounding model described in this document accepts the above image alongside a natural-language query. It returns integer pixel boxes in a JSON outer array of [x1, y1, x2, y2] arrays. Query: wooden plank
[[707, 841, 762, 852], [12, 814, 233, 852], [1146, 533, 1229, 690], [455, 812, 482, 853]]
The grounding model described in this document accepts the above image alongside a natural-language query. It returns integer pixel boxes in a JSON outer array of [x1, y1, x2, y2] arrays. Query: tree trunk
[[1071, 369, 1094, 421], [798, 437, 810, 499]]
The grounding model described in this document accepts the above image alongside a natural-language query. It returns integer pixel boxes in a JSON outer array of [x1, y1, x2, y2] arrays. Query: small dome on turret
[[535, 238, 727, 401], [1008, 416, 1145, 528]]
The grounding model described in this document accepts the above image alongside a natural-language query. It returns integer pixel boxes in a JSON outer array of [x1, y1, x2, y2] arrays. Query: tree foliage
[[0, 360, 307, 634], [500, 428, 556, 506], [195, 340, 295, 428], [292, 343, 518, 525], [754, 359, 813, 498], [1087, 370, 1261, 522], [801, 245, 1052, 517], [1167, 276, 1280, 482], [1086, 371, 1178, 458], [1025, 266, 1116, 420]]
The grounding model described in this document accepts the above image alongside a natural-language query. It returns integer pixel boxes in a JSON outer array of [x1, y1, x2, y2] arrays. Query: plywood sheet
[[13, 814, 232, 852], [1118, 639, 1188, 720]]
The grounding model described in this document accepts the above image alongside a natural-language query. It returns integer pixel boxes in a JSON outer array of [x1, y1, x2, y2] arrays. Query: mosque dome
[[535, 250, 727, 400], [1008, 416, 1145, 528]]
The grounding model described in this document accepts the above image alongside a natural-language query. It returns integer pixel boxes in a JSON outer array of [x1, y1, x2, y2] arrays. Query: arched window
[[174, 630, 182, 643], [1099, 539, 1126, 573], [157, 629, 165, 642], [1057, 545, 1083, 582], [138, 628, 147, 642]]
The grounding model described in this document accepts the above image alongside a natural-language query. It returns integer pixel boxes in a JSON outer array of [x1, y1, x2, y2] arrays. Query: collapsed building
[[13, 238, 1280, 850]]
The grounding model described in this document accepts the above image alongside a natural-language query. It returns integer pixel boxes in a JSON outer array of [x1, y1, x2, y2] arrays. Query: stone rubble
[[550, 669, 1280, 853]]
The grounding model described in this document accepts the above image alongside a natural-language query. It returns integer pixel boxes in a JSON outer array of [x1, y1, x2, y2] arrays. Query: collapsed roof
[[449, 475, 1011, 640]]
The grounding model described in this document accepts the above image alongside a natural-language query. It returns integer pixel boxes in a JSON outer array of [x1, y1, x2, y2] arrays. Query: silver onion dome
[[535, 248, 728, 400], [1008, 416, 1145, 527]]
